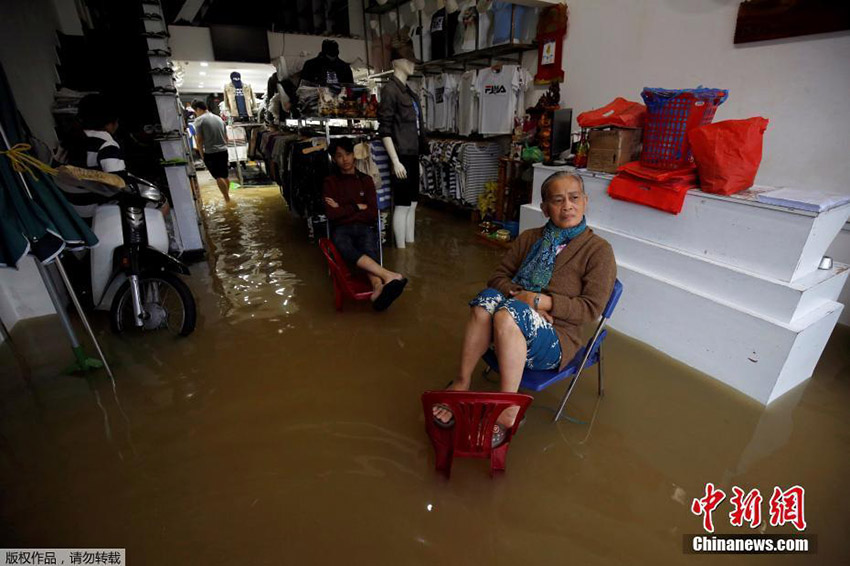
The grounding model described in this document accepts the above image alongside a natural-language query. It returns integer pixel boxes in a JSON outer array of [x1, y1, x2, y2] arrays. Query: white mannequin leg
[[405, 201, 417, 243], [393, 206, 409, 249]]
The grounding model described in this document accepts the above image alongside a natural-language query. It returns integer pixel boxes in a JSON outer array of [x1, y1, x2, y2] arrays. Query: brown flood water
[[1, 177, 848, 565]]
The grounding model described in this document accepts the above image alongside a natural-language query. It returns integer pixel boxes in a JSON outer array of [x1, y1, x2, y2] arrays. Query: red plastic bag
[[607, 171, 697, 215], [688, 117, 769, 195], [618, 161, 697, 183], [577, 98, 646, 129]]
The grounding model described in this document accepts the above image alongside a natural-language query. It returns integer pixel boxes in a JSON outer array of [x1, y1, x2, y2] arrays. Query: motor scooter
[[89, 174, 196, 336]]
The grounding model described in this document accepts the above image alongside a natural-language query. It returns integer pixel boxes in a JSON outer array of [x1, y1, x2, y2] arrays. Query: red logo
[[691, 484, 807, 532], [691, 483, 726, 533]]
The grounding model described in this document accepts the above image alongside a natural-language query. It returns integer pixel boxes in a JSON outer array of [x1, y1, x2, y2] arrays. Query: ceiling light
[[200, 62, 209, 67], [199, 71, 206, 76]]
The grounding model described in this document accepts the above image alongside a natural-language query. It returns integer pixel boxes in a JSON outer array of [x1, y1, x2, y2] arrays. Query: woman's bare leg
[[492, 309, 527, 429], [433, 306, 493, 424]]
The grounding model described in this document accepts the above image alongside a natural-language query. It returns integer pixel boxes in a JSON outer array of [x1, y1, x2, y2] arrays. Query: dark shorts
[[203, 150, 229, 180], [332, 223, 379, 268], [391, 154, 420, 207]]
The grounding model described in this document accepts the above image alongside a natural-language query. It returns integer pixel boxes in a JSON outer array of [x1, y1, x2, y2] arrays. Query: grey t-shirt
[[194, 112, 228, 153]]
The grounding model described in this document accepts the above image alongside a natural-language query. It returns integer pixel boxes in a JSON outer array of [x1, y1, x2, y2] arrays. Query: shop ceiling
[[163, 0, 351, 35]]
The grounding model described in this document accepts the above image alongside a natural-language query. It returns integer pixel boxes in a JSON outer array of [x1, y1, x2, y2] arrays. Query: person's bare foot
[[370, 282, 384, 302], [383, 272, 404, 284], [496, 406, 519, 430], [432, 381, 469, 425]]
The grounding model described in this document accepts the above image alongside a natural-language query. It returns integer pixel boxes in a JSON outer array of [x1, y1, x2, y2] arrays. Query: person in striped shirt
[[60, 94, 127, 219]]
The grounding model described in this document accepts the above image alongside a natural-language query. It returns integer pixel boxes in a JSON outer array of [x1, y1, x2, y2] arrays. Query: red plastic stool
[[318, 238, 373, 311], [421, 391, 533, 478]]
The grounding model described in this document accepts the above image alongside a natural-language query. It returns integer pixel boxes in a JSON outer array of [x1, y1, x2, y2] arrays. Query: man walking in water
[[192, 100, 232, 202]]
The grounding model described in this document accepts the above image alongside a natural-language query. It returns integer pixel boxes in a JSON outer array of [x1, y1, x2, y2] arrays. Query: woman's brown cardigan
[[486, 226, 617, 370]]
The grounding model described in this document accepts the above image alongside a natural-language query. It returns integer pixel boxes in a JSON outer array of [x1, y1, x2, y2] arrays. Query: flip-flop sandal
[[491, 423, 507, 448], [492, 417, 526, 448], [372, 278, 407, 311], [432, 403, 455, 429]]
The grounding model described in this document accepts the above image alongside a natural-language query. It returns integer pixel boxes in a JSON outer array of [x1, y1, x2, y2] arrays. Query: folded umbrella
[[0, 60, 112, 379]]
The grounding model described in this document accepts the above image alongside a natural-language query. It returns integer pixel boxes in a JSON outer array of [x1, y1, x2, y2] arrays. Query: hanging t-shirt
[[411, 24, 431, 64], [421, 76, 436, 130], [455, 0, 479, 53], [457, 70, 478, 136], [232, 82, 249, 118], [431, 73, 458, 132], [515, 66, 533, 118], [478, 0, 493, 48], [430, 7, 460, 60], [475, 65, 521, 135], [492, 2, 527, 45], [430, 8, 448, 60]]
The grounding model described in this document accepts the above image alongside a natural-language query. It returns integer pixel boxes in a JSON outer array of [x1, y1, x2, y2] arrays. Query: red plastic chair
[[318, 238, 373, 311], [421, 391, 533, 478]]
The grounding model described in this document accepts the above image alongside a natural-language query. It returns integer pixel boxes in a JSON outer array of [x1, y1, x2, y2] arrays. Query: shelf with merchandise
[[419, 42, 537, 74], [363, 0, 411, 15]]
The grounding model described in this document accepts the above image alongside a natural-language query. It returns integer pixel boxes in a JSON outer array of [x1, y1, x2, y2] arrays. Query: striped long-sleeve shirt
[[59, 129, 127, 218]]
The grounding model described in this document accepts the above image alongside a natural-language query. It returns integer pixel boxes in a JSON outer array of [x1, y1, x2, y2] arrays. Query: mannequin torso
[[381, 59, 416, 178]]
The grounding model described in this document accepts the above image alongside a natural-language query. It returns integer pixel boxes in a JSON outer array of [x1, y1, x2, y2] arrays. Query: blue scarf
[[512, 217, 587, 292]]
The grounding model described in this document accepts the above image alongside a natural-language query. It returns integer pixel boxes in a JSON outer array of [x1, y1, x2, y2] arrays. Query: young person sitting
[[433, 172, 617, 446], [59, 93, 128, 219], [323, 137, 407, 311]]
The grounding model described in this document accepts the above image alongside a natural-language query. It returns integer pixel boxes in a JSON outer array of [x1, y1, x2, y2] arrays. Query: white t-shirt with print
[[431, 73, 459, 132], [457, 70, 479, 136], [475, 65, 521, 135]]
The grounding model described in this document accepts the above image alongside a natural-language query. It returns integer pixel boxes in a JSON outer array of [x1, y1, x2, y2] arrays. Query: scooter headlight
[[139, 185, 163, 202]]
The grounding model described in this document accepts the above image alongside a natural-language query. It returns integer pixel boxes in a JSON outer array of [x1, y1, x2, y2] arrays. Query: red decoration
[[535, 4, 568, 85]]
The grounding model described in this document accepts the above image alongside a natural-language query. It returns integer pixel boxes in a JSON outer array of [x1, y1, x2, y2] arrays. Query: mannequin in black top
[[301, 39, 354, 86]]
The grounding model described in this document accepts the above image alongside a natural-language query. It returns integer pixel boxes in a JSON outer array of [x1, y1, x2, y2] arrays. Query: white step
[[612, 263, 843, 405]]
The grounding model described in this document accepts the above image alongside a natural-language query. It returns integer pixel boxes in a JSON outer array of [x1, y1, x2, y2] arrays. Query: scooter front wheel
[[110, 272, 197, 336]]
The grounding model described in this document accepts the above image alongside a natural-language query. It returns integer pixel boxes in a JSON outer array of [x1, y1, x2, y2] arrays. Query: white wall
[[562, 0, 850, 196], [0, 0, 62, 337]]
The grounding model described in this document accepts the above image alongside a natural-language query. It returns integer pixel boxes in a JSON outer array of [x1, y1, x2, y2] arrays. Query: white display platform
[[164, 164, 203, 252], [520, 164, 850, 405]]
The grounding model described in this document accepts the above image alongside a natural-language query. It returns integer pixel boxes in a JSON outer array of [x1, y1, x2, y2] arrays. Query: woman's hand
[[510, 290, 554, 318], [324, 197, 339, 208], [509, 290, 537, 309], [357, 203, 367, 210]]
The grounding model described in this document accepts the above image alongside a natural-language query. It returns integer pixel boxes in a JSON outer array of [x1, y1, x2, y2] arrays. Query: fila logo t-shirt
[[475, 65, 521, 135]]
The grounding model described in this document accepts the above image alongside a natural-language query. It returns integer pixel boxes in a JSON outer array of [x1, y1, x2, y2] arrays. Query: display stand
[[362, 0, 537, 76], [520, 164, 850, 405], [144, 0, 204, 257]]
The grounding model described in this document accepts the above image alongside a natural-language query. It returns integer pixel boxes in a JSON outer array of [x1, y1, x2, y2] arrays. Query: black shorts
[[203, 150, 229, 180], [332, 223, 379, 267], [391, 154, 420, 207]]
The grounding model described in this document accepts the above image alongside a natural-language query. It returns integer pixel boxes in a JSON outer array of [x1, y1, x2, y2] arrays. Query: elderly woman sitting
[[433, 172, 617, 446]]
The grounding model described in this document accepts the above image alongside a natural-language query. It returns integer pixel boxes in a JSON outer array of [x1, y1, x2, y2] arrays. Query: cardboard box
[[587, 128, 642, 173]]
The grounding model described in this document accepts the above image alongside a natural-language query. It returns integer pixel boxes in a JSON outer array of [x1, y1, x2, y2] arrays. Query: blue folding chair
[[482, 279, 623, 423]]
